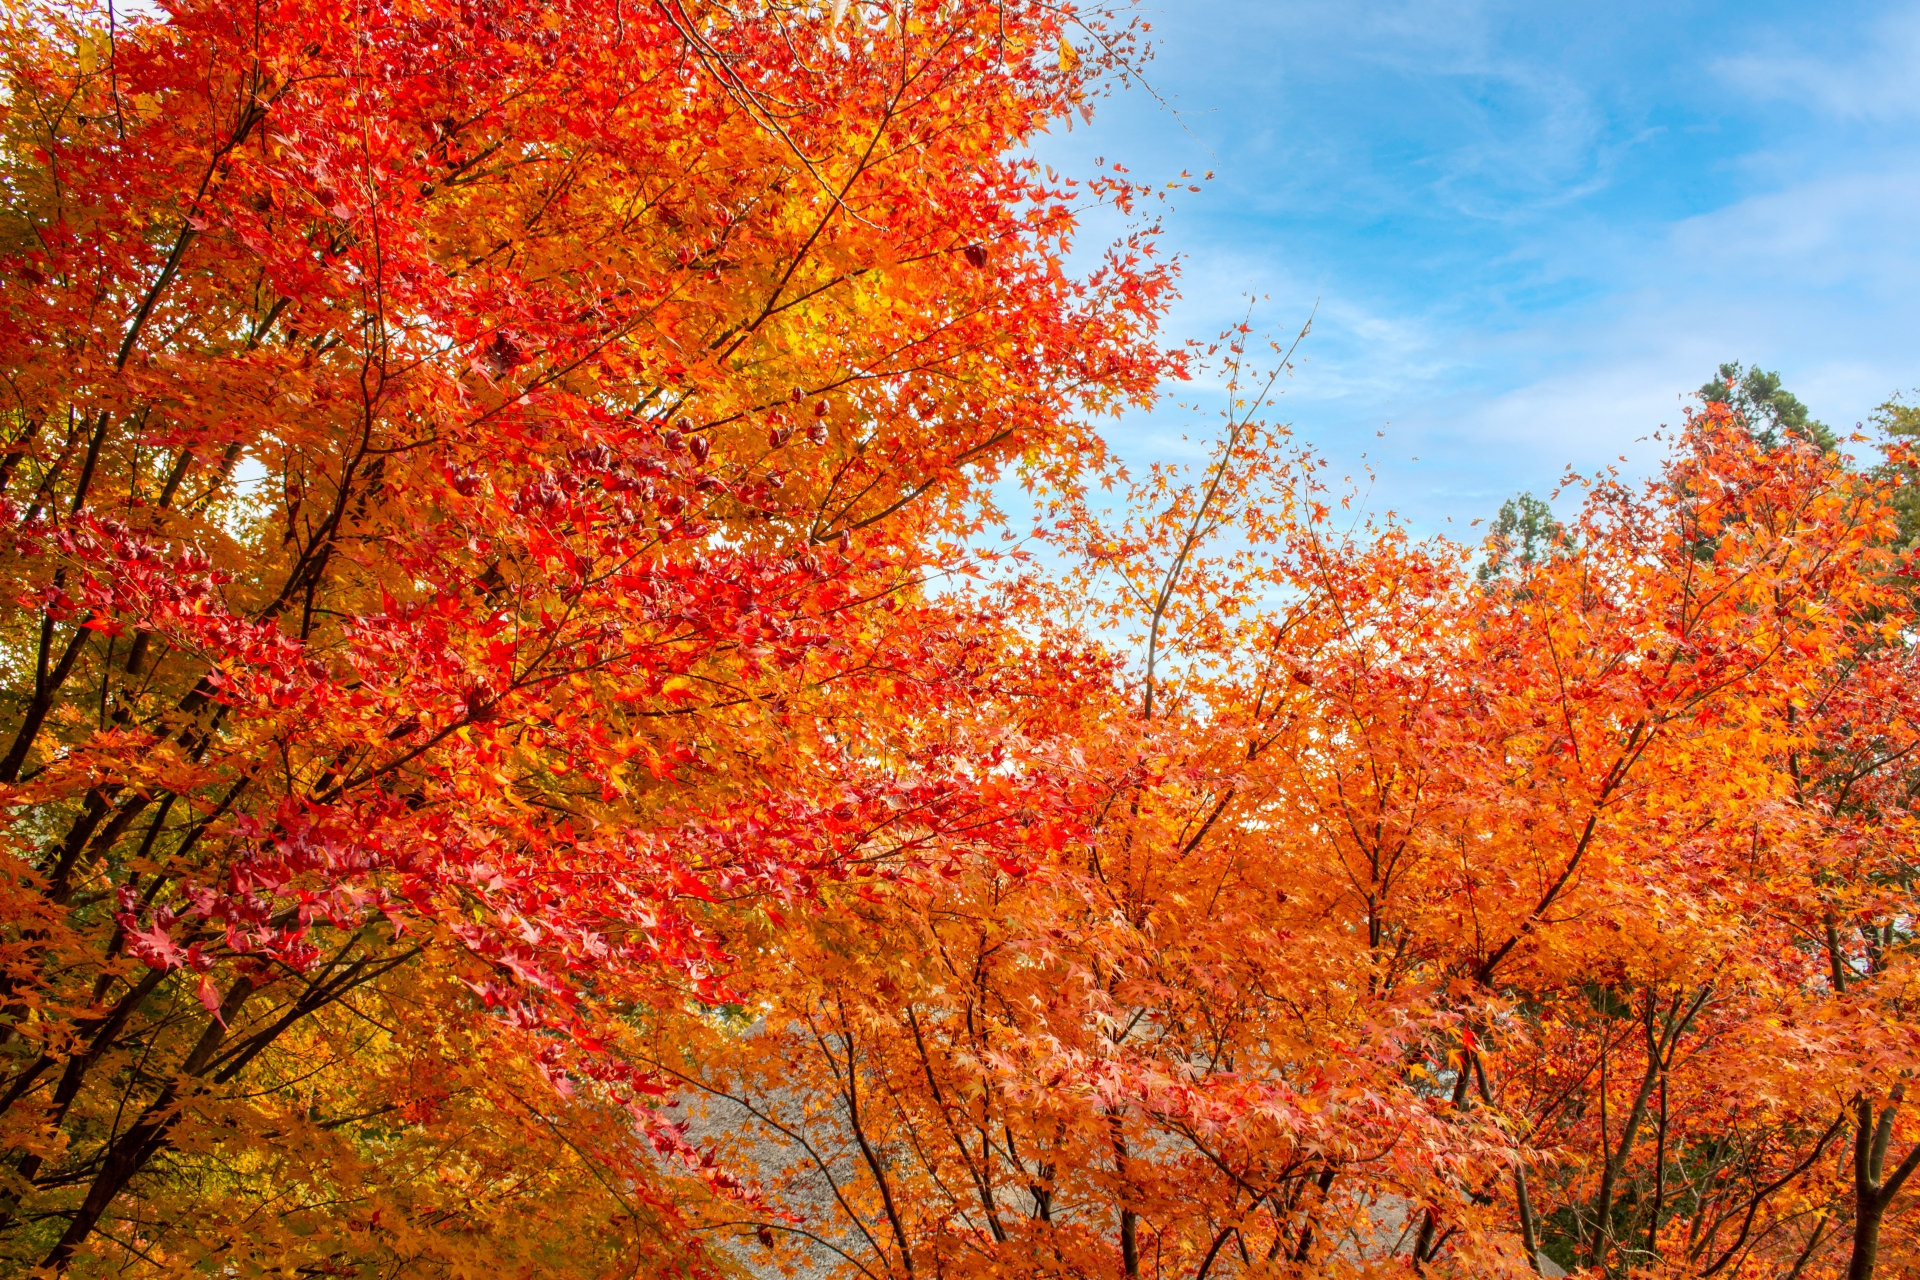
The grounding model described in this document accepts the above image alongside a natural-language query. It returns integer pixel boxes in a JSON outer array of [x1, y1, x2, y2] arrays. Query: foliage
[[662, 391, 1920, 1280], [0, 0, 1171, 1272], [1, 4, 1917, 1280], [1699, 361, 1836, 452], [1872, 392, 1920, 549], [1477, 491, 1567, 583]]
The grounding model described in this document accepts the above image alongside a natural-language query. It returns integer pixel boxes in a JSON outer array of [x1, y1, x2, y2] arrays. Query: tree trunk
[[41, 977, 253, 1271], [1847, 1091, 1920, 1280], [1847, 1199, 1885, 1280]]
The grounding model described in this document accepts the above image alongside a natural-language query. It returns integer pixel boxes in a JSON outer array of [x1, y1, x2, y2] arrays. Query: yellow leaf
[[1057, 36, 1080, 72]]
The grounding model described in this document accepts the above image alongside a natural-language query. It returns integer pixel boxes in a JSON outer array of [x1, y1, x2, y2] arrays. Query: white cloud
[[1714, 6, 1920, 121], [1664, 166, 1920, 290], [1044, 1, 1920, 532]]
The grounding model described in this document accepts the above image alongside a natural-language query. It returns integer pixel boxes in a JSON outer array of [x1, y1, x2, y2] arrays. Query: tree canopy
[[1699, 361, 1836, 452], [0, 4, 1915, 1280]]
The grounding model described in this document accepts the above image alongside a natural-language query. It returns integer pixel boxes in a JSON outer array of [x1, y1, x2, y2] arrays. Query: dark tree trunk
[[1847, 1092, 1920, 1280]]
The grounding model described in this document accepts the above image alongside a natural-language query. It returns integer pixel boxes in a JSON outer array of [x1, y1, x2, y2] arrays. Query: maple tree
[[0, 0, 1174, 1272], [645, 390, 1920, 1280]]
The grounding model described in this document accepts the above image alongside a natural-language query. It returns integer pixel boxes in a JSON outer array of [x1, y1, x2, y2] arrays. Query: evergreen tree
[[1699, 361, 1836, 451], [1478, 491, 1567, 582], [1873, 393, 1920, 549]]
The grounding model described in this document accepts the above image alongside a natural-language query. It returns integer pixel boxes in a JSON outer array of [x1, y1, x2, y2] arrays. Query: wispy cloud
[[1713, 5, 1920, 121], [1041, 0, 1920, 531]]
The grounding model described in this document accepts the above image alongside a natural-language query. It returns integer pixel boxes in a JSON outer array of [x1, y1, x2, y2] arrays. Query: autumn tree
[[0, 0, 1177, 1272], [646, 364, 1920, 1280]]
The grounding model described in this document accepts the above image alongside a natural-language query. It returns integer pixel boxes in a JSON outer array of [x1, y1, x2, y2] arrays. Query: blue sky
[[1042, 0, 1920, 534]]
